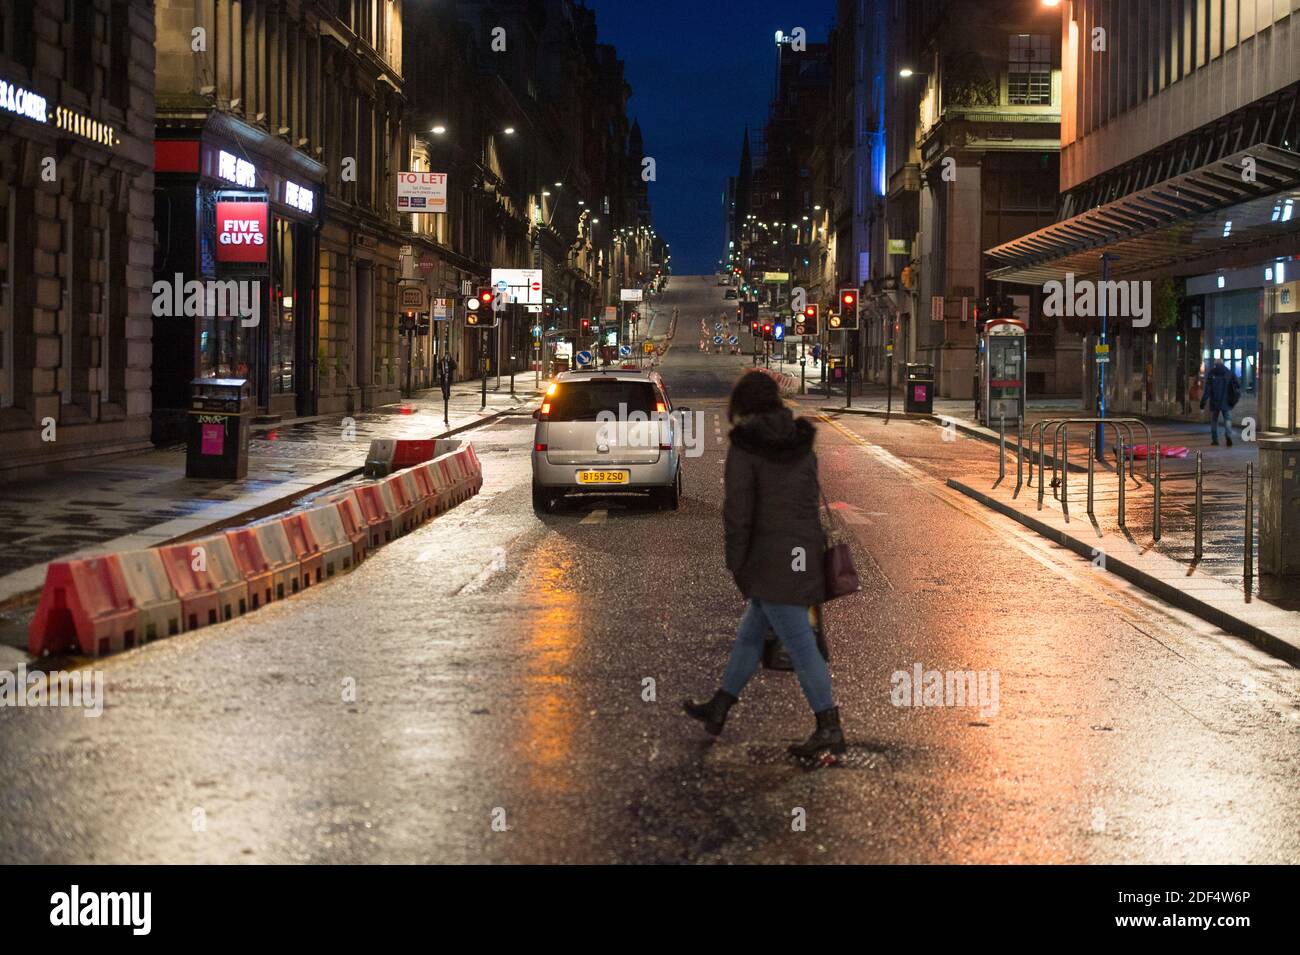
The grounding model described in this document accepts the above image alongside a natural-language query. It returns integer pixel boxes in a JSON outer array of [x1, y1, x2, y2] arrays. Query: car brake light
[[545, 382, 558, 396], [655, 401, 667, 413], [534, 442, 547, 452], [540, 402, 551, 415]]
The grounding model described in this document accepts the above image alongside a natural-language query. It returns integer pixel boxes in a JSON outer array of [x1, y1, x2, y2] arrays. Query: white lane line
[[579, 508, 608, 525]]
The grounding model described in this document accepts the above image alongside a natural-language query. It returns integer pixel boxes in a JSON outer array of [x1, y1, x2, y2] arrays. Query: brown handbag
[[820, 493, 860, 600]]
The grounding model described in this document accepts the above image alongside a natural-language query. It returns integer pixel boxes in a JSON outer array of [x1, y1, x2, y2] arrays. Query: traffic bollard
[[1117, 442, 1126, 528], [998, 412, 1006, 483], [1152, 442, 1162, 541], [1086, 434, 1095, 517], [1194, 451, 1203, 561], [1015, 416, 1024, 495], [1245, 461, 1253, 596], [1061, 425, 1070, 521]]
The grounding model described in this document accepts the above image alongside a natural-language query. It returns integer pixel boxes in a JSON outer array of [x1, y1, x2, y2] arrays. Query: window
[[1008, 34, 1051, 106], [66, 0, 95, 95], [545, 380, 658, 421]]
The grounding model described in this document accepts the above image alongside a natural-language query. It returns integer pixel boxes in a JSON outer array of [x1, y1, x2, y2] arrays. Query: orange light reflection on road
[[519, 555, 579, 793]]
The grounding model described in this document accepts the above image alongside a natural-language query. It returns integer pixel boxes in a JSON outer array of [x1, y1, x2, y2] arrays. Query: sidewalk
[[817, 383, 1299, 660], [0, 379, 538, 610]]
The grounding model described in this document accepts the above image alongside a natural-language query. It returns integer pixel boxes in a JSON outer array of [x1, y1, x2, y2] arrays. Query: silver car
[[531, 369, 686, 511]]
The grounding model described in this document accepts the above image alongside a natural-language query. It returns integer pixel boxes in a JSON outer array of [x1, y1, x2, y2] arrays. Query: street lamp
[[503, 126, 516, 135], [431, 125, 447, 135]]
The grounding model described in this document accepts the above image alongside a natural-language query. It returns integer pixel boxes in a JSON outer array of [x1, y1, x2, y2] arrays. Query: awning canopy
[[986, 144, 1300, 285]]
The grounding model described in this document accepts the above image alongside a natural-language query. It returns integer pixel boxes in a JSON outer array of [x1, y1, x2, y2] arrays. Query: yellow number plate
[[577, 470, 629, 485]]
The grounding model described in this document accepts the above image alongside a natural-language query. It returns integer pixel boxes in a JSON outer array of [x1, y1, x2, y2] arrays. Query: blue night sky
[[586, 0, 838, 276]]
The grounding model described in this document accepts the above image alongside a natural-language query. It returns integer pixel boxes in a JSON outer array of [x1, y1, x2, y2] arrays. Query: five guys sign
[[215, 201, 268, 263]]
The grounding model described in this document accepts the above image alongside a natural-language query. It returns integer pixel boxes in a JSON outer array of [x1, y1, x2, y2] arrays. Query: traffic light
[[837, 288, 859, 330], [400, 309, 417, 334], [581, 318, 591, 333], [796, 304, 818, 336], [761, 322, 774, 342], [973, 295, 995, 330], [466, 287, 499, 327], [750, 319, 760, 335]]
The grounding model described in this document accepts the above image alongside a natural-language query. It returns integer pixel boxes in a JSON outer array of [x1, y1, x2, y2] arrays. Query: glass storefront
[[1265, 284, 1299, 434], [270, 217, 296, 395]]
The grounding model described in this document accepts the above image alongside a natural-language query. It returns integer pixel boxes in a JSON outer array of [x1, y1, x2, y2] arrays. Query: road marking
[[579, 508, 608, 525]]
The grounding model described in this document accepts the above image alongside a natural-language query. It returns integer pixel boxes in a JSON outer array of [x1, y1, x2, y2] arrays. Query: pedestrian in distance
[[1200, 357, 1240, 446], [684, 370, 846, 761]]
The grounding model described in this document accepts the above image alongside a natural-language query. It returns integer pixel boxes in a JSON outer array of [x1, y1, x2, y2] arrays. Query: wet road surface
[[1, 276, 1297, 864]]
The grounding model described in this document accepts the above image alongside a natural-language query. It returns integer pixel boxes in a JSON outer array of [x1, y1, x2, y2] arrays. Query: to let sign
[[215, 201, 268, 263], [397, 171, 448, 213]]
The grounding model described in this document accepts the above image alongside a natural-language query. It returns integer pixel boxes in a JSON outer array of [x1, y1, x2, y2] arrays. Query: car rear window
[[547, 380, 658, 421]]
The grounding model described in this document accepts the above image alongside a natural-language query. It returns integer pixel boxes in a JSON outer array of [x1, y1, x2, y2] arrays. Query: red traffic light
[[840, 290, 856, 307], [478, 288, 494, 305], [581, 318, 590, 330], [762, 323, 772, 333], [804, 305, 818, 319], [750, 320, 760, 333]]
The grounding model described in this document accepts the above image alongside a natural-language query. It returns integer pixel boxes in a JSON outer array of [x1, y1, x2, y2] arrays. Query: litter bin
[[905, 363, 935, 413], [186, 378, 252, 479], [1259, 436, 1300, 579]]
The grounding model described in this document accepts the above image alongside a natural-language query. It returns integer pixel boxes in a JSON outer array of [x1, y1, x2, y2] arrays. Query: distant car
[[531, 369, 685, 511], [724, 288, 737, 299]]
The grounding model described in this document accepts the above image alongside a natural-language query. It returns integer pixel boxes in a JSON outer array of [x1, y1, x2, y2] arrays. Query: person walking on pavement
[[1200, 357, 1240, 446], [684, 371, 845, 761]]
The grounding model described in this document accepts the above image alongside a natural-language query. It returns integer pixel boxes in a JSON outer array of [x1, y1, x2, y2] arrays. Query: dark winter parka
[[1200, 363, 1238, 412], [723, 408, 826, 606]]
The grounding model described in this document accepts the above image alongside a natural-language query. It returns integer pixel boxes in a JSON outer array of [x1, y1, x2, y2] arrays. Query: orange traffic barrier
[[409, 465, 439, 519], [158, 542, 223, 631], [329, 493, 370, 567], [28, 556, 139, 657], [189, 533, 250, 620], [280, 514, 324, 588], [382, 475, 417, 535], [298, 505, 356, 578], [250, 520, 305, 597], [354, 483, 399, 545], [225, 528, 276, 609], [115, 549, 184, 642], [392, 439, 437, 468]]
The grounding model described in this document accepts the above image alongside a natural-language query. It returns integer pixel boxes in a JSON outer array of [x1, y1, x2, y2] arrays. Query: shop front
[[1263, 278, 1300, 435], [153, 116, 323, 441]]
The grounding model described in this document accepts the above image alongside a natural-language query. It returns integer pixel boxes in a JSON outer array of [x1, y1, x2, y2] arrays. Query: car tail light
[[545, 382, 558, 397], [655, 401, 667, 413], [540, 402, 551, 415], [534, 442, 547, 452]]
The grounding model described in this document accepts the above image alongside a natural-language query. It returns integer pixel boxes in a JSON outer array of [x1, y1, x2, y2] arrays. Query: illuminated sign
[[284, 180, 314, 214], [217, 150, 257, 188], [55, 106, 119, 147], [0, 78, 48, 123], [215, 201, 268, 263]]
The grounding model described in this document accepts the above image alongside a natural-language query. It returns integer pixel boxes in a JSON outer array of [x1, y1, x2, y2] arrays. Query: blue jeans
[[1209, 407, 1232, 442], [721, 599, 834, 713]]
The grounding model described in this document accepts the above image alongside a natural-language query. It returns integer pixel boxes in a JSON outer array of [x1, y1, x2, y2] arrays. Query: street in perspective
[[0, 0, 1297, 928]]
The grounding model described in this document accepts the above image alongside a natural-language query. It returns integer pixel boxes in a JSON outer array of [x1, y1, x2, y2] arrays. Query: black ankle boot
[[683, 690, 737, 736], [788, 706, 846, 760]]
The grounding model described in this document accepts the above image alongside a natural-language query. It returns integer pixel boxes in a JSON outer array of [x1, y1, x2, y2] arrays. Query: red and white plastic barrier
[[28, 440, 484, 657]]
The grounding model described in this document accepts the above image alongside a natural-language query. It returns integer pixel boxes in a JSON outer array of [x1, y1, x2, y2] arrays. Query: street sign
[[643, 341, 654, 354], [714, 322, 722, 332], [433, 297, 450, 321], [1095, 343, 1111, 363], [713, 336, 723, 346], [773, 324, 785, 341], [490, 267, 543, 305], [728, 335, 738, 345], [619, 345, 631, 357], [603, 306, 618, 325], [399, 285, 426, 310], [575, 350, 593, 367], [620, 288, 643, 302]]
